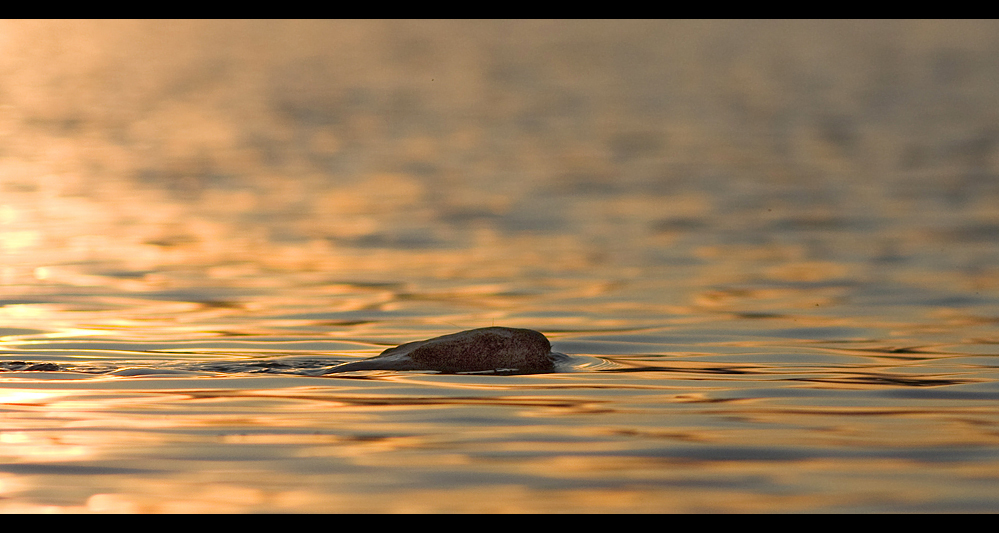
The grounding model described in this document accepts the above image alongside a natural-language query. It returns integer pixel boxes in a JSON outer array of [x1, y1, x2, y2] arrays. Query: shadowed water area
[[2, 20, 999, 512]]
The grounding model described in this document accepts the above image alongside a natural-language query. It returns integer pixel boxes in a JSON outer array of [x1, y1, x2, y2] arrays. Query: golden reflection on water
[[3, 369, 999, 512], [2, 20, 999, 512]]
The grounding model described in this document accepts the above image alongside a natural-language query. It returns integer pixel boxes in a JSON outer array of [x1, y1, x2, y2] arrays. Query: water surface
[[2, 20, 999, 512]]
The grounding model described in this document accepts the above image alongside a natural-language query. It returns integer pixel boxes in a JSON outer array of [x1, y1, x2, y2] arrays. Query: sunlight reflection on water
[[1, 20, 999, 512]]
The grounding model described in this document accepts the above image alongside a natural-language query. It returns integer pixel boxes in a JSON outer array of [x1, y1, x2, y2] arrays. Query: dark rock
[[326, 327, 558, 374]]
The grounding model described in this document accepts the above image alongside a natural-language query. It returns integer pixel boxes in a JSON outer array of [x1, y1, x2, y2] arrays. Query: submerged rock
[[326, 327, 560, 374]]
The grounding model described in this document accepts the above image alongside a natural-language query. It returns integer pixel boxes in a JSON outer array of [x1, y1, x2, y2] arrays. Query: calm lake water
[[2, 20, 999, 512]]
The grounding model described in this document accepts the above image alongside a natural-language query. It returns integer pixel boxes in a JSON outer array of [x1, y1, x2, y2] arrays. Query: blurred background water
[[2, 19, 999, 512]]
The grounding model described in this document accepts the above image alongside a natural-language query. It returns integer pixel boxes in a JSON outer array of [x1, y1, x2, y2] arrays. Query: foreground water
[[2, 20, 999, 512]]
